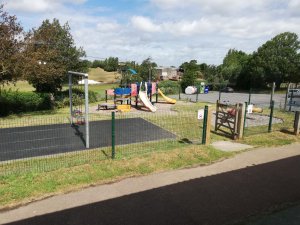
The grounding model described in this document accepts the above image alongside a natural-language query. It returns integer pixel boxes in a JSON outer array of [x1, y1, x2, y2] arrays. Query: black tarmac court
[[0, 118, 175, 161]]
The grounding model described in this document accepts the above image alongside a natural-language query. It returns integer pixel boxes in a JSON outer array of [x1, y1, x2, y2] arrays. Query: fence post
[[202, 105, 211, 145], [218, 91, 221, 101], [268, 100, 274, 133], [196, 86, 199, 102], [156, 84, 158, 103], [248, 88, 252, 104], [178, 85, 181, 100], [270, 82, 275, 108], [243, 102, 248, 136], [111, 111, 115, 159], [294, 111, 300, 135], [237, 103, 246, 139]]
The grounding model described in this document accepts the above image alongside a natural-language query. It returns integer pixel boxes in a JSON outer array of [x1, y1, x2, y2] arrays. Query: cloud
[[96, 21, 120, 32], [4, 0, 87, 13], [131, 16, 161, 32], [151, 0, 275, 16], [2, 0, 300, 66]]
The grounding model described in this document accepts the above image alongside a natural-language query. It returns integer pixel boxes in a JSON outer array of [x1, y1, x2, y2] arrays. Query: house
[[155, 66, 182, 81]]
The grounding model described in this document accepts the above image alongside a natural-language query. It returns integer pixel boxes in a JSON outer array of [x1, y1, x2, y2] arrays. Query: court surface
[[0, 118, 175, 162]]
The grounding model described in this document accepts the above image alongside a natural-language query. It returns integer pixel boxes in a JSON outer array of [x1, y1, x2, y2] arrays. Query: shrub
[[55, 88, 99, 108], [0, 89, 53, 116], [158, 80, 179, 95]]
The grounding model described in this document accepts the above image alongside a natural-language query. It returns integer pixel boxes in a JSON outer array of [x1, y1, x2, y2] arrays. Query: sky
[[1, 0, 300, 67]]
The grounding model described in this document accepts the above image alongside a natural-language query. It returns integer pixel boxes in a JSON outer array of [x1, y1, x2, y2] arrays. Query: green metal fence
[[0, 110, 204, 175]]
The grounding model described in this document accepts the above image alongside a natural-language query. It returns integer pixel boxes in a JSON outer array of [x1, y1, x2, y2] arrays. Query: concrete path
[[1, 142, 300, 225]]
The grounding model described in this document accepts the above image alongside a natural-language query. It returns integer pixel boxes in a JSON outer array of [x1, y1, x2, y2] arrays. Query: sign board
[[198, 109, 204, 120], [247, 104, 253, 114]]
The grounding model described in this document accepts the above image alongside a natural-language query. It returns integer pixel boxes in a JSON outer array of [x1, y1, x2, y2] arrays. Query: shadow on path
[[6, 156, 300, 225]]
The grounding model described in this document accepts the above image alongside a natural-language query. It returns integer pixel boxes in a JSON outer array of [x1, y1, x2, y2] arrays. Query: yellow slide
[[158, 88, 176, 104]]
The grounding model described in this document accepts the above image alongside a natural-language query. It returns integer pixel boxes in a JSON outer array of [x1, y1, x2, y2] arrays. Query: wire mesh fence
[[0, 111, 203, 175], [1, 96, 297, 175], [243, 100, 297, 137]]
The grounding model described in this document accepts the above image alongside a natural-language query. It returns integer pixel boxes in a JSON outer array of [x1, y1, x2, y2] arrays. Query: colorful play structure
[[98, 82, 176, 112]]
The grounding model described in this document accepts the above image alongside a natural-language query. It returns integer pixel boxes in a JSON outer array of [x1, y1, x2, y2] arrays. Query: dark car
[[221, 87, 234, 93], [288, 89, 300, 97]]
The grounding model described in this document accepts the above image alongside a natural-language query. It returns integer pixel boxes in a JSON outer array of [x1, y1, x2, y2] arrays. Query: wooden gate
[[215, 101, 244, 140]]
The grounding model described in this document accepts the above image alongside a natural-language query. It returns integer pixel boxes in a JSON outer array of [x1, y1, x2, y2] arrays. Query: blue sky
[[1, 0, 300, 66]]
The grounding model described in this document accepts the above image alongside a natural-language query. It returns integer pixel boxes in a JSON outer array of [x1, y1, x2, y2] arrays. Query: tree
[[255, 32, 300, 88], [137, 57, 158, 81], [0, 4, 24, 85], [23, 19, 86, 93], [236, 53, 266, 90], [180, 60, 199, 90], [221, 49, 250, 84]]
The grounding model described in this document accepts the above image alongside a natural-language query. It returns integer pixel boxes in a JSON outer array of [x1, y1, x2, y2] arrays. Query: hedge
[[0, 90, 53, 116]]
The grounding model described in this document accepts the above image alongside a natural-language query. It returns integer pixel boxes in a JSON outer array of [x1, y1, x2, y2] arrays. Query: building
[[155, 66, 182, 81]]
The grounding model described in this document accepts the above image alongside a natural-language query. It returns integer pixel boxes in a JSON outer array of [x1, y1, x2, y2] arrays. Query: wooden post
[[237, 103, 246, 139], [294, 111, 300, 135]]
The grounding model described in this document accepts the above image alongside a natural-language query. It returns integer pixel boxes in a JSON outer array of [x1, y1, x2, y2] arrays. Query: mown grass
[[1, 81, 35, 92], [88, 67, 119, 83], [0, 144, 232, 209]]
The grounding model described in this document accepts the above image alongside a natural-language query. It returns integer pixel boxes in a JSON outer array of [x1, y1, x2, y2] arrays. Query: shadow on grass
[[5, 156, 300, 225]]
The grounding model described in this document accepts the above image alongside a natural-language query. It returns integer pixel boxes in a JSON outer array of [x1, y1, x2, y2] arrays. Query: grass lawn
[[88, 67, 119, 83], [1, 80, 35, 92]]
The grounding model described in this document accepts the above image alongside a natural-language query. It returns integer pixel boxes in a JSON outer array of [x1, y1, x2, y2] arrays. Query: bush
[[55, 88, 99, 108], [158, 80, 179, 95], [0, 89, 53, 116]]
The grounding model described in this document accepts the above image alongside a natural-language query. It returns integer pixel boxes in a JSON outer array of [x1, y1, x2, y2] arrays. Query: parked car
[[221, 87, 234, 93], [288, 89, 300, 97]]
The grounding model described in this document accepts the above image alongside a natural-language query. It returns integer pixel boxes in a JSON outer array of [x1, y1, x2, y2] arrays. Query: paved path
[[1, 142, 300, 225]]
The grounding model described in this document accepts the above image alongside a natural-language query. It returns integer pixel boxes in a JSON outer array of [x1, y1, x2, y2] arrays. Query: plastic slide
[[139, 91, 157, 112], [158, 88, 176, 104]]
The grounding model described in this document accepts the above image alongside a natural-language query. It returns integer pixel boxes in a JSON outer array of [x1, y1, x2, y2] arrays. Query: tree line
[[180, 32, 300, 91]]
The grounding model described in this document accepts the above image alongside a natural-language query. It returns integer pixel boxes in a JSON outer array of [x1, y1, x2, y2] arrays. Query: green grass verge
[[0, 143, 232, 209]]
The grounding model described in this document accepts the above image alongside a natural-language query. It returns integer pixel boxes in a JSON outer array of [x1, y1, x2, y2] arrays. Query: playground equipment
[[99, 82, 157, 112], [99, 89, 116, 110], [158, 88, 176, 104], [117, 105, 131, 112], [68, 71, 89, 148], [139, 82, 157, 112], [252, 107, 263, 113]]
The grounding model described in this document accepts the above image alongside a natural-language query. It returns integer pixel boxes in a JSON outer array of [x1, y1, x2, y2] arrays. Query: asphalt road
[[171, 91, 286, 108]]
